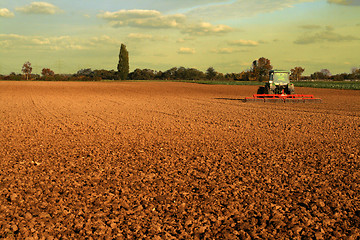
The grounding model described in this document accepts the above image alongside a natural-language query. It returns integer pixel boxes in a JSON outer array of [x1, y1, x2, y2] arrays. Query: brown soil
[[0, 81, 359, 239]]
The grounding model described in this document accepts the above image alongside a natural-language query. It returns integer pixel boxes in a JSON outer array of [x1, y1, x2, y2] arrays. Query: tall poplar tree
[[117, 44, 129, 80]]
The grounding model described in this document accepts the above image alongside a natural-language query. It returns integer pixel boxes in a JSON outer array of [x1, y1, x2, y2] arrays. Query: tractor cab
[[269, 70, 290, 85]]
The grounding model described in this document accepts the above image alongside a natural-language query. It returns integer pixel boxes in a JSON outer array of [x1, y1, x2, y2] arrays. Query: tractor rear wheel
[[257, 87, 265, 94], [286, 86, 295, 94], [264, 86, 273, 94]]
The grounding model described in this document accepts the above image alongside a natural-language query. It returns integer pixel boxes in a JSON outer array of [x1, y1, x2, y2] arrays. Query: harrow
[[245, 93, 322, 103]]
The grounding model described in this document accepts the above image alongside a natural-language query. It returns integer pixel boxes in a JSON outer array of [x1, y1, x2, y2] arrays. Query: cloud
[[0, 34, 126, 51], [90, 35, 122, 46], [0, 34, 85, 50], [98, 9, 186, 29], [177, 47, 196, 54], [128, 0, 230, 12], [181, 22, 233, 35], [211, 48, 248, 54], [294, 28, 360, 44], [177, 37, 196, 43], [127, 33, 154, 40], [126, 33, 169, 42], [0, 34, 25, 40], [228, 39, 259, 46], [299, 25, 322, 30], [0, 8, 15, 18], [185, 0, 317, 20], [15, 2, 62, 15], [98, 9, 232, 36], [0, 41, 11, 48], [327, 0, 360, 6], [98, 9, 161, 20]]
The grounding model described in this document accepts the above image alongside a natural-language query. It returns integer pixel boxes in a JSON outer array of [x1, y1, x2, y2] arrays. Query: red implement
[[245, 94, 322, 103]]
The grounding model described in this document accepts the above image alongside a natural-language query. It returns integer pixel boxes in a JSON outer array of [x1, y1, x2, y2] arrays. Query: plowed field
[[1, 81, 359, 239]]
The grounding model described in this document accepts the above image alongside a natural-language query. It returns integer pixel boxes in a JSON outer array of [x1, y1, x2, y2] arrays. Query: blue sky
[[1, 0, 360, 75]]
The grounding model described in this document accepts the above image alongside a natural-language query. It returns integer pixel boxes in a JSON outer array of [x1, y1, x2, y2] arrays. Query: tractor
[[257, 70, 294, 95], [245, 69, 321, 102]]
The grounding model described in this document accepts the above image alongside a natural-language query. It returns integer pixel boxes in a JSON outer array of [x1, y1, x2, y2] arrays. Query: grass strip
[[293, 81, 360, 90]]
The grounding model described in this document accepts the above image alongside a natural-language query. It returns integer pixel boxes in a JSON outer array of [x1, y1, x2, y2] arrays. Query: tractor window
[[272, 73, 289, 84]]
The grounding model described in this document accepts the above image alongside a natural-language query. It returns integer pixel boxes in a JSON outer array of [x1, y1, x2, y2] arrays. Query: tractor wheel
[[287, 84, 295, 94], [257, 87, 265, 94], [286, 86, 295, 94], [264, 86, 273, 94]]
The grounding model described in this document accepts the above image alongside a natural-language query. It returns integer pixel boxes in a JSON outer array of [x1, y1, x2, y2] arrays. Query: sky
[[1, 0, 360, 75]]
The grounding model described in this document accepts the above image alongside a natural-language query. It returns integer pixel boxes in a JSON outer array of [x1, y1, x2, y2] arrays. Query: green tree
[[117, 44, 129, 80], [41, 68, 54, 77], [162, 67, 177, 80], [351, 67, 360, 79], [186, 68, 205, 80], [251, 60, 258, 81], [251, 57, 272, 81], [41, 68, 55, 81], [128, 69, 155, 80], [22, 61, 32, 80], [320, 69, 331, 79], [311, 71, 326, 80], [206, 67, 217, 80], [290, 67, 305, 81]]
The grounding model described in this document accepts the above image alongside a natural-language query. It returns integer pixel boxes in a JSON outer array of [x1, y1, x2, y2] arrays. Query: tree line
[[1, 44, 359, 81]]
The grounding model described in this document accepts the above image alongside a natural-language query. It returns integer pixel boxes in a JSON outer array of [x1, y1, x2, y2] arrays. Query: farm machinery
[[245, 70, 321, 103]]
